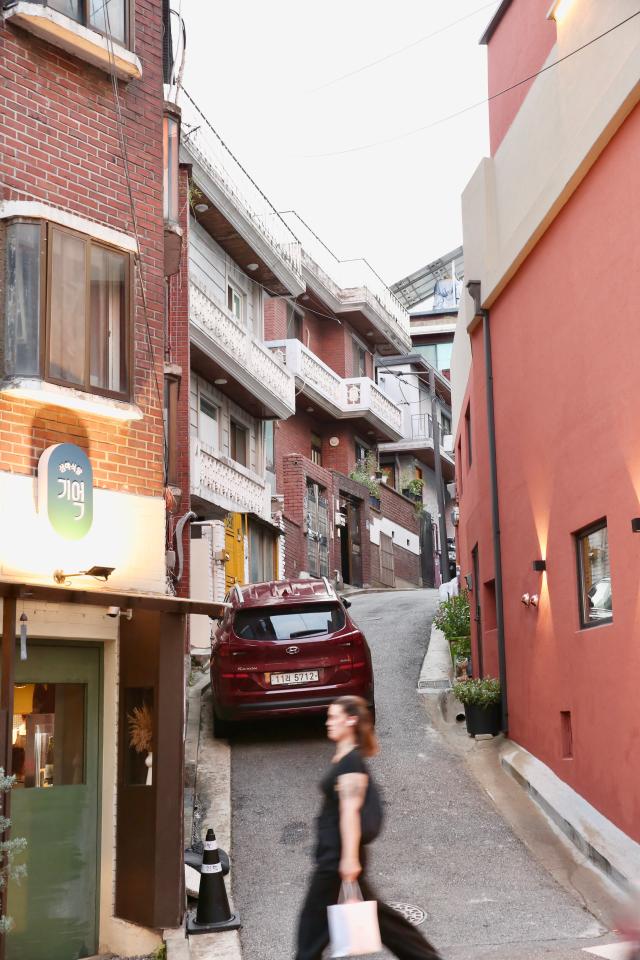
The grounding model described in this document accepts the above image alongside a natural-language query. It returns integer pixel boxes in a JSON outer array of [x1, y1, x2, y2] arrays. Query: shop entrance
[[8, 643, 101, 960]]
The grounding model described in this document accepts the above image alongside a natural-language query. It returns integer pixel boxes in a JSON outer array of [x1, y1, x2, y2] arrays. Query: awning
[[0, 579, 229, 617]]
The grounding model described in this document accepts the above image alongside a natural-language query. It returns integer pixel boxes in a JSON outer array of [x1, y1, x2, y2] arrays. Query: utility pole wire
[[308, 1, 499, 94], [302, 8, 640, 158]]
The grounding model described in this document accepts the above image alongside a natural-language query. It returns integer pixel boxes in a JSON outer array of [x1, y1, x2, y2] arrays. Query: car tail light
[[221, 672, 249, 679]]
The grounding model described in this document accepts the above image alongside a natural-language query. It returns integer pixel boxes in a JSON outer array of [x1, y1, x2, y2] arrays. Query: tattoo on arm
[[338, 773, 368, 803]]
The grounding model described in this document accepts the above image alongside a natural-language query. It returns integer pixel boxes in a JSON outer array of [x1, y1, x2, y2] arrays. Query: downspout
[[481, 309, 508, 734]]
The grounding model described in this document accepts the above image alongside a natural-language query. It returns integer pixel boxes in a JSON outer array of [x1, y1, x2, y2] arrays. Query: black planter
[[464, 701, 501, 737]]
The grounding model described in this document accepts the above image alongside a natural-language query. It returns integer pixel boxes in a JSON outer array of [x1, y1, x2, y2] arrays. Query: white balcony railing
[[192, 446, 271, 520], [190, 279, 295, 416], [267, 339, 403, 437], [181, 92, 303, 283], [280, 214, 411, 342]]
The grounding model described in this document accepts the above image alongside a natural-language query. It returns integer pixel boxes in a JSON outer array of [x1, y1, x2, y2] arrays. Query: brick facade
[[0, 3, 166, 496]]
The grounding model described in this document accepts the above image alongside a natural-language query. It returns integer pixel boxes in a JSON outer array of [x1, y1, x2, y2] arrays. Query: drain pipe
[[175, 509, 197, 583], [482, 308, 508, 734], [467, 281, 508, 734]]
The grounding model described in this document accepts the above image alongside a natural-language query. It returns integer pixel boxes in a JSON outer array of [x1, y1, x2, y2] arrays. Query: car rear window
[[234, 603, 346, 641]]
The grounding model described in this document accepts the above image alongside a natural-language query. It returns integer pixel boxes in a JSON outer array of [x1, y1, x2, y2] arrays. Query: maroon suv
[[210, 578, 375, 735]]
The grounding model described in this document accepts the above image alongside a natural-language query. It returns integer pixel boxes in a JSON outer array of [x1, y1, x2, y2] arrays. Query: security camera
[[106, 607, 133, 620], [107, 606, 120, 618]]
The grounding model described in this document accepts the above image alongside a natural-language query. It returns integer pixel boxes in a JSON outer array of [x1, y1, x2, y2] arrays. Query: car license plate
[[269, 671, 319, 686]]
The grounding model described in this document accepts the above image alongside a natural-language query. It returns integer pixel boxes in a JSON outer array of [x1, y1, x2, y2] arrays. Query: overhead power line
[[303, 9, 640, 158], [308, 1, 499, 93]]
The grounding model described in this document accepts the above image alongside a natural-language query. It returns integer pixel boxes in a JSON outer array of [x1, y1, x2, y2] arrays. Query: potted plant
[[452, 677, 502, 737], [450, 634, 471, 678], [349, 453, 381, 508], [433, 592, 470, 642], [400, 474, 424, 502]]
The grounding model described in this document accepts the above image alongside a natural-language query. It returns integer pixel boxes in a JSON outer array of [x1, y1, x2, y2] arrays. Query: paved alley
[[228, 590, 611, 960]]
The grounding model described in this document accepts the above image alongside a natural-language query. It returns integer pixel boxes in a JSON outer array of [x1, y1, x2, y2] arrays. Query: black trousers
[[295, 868, 442, 960]]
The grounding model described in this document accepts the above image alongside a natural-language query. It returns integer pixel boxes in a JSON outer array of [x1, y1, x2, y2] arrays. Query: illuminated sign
[[38, 443, 93, 540]]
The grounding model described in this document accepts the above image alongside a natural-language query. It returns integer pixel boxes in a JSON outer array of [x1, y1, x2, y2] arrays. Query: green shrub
[[349, 452, 381, 498], [0, 768, 27, 932], [450, 635, 471, 665], [453, 676, 501, 707], [433, 591, 470, 640]]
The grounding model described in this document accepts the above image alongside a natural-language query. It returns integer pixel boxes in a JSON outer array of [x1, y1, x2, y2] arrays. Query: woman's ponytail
[[334, 695, 379, 757]]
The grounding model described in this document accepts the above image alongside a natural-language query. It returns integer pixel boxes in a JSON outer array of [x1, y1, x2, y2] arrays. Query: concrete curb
[[500, 741, 640, 887], [416, 623, 453, 691]]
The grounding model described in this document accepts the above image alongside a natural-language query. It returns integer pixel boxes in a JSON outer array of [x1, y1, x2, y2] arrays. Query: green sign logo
[[38, 443, 94, 540]]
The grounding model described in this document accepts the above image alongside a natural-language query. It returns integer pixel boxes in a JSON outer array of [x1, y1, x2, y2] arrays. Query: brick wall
[[167, 163, 191, 597], [0, 2, 166, 496]]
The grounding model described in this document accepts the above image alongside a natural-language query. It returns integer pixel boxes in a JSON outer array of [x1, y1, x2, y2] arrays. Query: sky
[[179, 0, 498, 286]]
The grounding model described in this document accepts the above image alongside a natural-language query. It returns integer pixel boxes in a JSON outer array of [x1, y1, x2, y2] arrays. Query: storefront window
[[576, 522, 612, 627], [12, 683, 85, 788], [124, 688, 154, 786]]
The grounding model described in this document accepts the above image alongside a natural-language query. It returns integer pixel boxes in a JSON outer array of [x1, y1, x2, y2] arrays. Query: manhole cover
[[388, 902, 427, 926]]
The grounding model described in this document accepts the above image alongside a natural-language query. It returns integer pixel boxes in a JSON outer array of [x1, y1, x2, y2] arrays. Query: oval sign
[[38, 443, 94, 540]]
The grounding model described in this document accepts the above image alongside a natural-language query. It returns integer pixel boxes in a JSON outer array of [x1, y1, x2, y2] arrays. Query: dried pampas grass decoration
[[127, 703, 153, 753]]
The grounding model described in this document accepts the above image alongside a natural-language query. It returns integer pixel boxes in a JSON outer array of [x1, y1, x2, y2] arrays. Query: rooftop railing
[[180, 91, 302, 281]]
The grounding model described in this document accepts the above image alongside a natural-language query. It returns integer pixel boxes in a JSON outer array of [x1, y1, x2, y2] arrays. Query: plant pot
[[369, 495, 381, 509], [464, 701, 501, 738], [401, 488, 421, 503]]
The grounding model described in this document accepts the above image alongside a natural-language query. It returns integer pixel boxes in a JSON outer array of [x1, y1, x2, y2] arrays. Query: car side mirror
[[341, 597, 352, 609]]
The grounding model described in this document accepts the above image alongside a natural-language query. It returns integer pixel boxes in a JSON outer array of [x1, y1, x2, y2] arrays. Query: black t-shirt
[[314, 748, 368, 870]]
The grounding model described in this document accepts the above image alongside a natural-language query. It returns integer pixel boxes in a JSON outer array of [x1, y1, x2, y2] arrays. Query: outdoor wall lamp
[[530, 594, 539, 607], [532, 560, 547, 572], [631, 518, 640, 532], [521, 593, 531, 606], [54, 565, 115, 585], [547, 0, 574, 22]]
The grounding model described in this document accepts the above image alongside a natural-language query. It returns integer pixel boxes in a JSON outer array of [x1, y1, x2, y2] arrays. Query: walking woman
[[295, 695, 442, 960]]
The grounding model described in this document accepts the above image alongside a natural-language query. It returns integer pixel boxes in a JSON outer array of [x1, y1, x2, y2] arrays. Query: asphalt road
[[229, 589, 608, 960]]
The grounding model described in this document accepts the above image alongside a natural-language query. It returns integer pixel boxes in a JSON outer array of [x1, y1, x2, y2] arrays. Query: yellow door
[[224, 513, 246, 590]]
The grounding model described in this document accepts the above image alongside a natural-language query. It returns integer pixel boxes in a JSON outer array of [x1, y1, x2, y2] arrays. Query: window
[[311, 433, 323, 466], [4, 222, 131, 398], [47, 0, 129, 46], [415, 466, 423, 481], [414, 341, 453, 372], [560, 711, 573, 759], [465, 403, 472, 467], [230, 420, 248, 466], [286, 305, 303, 341], [352, 338, 367, 378], [264, 420, 275, 473], [199, 396, 218, 450], [12, 682, 86, 788], [163, 112, 180, 223], [380, 460, 396, 489], [441, 413, 452, 437], [227, 282, 243, 323], [234, 603, 345, 641], [576, 521, 612, 627], [354, 440, 369, 466]]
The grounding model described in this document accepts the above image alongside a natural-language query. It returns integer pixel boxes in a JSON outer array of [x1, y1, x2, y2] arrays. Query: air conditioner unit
[[442, 434, 454, 453], [451, 506, 460, 527]]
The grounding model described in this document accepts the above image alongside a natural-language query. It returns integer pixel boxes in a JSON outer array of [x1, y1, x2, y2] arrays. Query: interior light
[[547, 0, 574, 21], [194, 203, 209, 213], [246, 263, 259, 271]]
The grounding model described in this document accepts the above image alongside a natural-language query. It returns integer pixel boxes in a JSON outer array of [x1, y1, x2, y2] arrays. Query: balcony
[[378, 414, 455, 479], [180, 93, 304, 298], [267, 339, 403, 441], [191, 446, 271, 521], [280, 214, 412, 354], [190, 279, 295, 420]]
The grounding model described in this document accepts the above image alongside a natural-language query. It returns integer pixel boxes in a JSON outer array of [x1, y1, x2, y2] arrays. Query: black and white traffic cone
[[187, 828, 241, 934]]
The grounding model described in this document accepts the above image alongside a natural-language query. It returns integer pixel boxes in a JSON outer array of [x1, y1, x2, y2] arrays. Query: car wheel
[[212, 708, 232, 739]]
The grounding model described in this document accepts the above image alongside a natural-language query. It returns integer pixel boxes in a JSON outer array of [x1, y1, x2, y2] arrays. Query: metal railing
[[411, 414, 433, 440], [180, 91, 303, 281]]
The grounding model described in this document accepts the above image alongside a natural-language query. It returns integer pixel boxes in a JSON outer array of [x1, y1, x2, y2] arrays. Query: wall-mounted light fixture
[[532, 560, 547, 572], [530, 594, 539, 607], [547, 0, 573, 21], [54, 565, 115, 585], [631, 518, 640, 532], [521, 593, 531, 606]]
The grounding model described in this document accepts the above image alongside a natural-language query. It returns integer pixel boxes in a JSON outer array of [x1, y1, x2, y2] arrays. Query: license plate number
[[269, 671, 319, 686]]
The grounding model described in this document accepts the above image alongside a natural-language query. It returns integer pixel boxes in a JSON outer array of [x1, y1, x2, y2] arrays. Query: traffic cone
[[187, 828, 241, 934]]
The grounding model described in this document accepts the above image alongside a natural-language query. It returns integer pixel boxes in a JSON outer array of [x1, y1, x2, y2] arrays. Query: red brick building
[[264, 224, 426, 589], [453, 0, 640, 845], [0, 3, 219, 954]]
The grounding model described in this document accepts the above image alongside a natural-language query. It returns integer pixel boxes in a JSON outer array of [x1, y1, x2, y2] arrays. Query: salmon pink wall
[[458, 101, 640, 841], [487, 0, 556, 154]]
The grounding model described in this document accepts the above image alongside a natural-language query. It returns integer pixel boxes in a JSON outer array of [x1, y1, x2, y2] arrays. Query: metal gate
[[379, 532, 395, 587], [305, 482, 329, 578]]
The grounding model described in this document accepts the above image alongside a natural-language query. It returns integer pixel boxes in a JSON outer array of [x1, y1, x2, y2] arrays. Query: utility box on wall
[[190, 521, 226, 654]]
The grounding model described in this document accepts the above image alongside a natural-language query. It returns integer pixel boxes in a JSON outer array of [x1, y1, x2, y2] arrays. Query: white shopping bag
[[327, 882, 382, 957]]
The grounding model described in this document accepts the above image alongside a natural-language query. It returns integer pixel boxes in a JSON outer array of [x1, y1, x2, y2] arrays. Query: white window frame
[[227, 279, 244, 325], [198, 390, 219, 453]]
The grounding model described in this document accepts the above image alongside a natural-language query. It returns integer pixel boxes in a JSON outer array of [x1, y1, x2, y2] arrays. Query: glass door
[[8, 643, 101, 960]]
